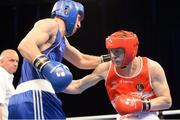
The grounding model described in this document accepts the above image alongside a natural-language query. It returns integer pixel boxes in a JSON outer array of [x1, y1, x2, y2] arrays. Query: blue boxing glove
[[32, 54, 73, 92], [41, 61, 73, 92]]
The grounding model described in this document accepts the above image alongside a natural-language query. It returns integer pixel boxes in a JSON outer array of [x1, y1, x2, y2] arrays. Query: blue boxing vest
[[19, 31, 66, 84]]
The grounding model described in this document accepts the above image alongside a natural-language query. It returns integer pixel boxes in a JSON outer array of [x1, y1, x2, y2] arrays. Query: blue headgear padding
[[51, 0, 84, 37]]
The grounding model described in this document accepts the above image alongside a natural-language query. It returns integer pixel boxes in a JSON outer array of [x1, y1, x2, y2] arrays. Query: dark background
[[0, 0, 180, 119]]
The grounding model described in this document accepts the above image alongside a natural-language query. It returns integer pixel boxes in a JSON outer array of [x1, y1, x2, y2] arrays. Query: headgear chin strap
[[105, 30, 139, 68], [51, 0, 84, 37]]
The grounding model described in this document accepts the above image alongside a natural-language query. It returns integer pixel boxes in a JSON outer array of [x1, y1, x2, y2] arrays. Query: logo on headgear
[[106, 36, 113, 47], [64, 6, 70, 15]]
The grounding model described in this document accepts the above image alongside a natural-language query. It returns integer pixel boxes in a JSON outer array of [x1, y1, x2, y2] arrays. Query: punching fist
[[114, 94, 151, 115], [33, 54, 73, 92]]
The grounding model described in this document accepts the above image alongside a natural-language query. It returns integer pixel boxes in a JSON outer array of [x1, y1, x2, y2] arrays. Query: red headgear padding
[[105, 30, 139, 67]]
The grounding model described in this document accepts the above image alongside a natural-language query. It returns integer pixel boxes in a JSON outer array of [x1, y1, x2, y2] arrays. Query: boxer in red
[[64, 30, 172, 120]]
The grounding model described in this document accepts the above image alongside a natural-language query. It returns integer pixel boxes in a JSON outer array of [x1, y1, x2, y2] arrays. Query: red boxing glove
[[114, 94, 151, 115]]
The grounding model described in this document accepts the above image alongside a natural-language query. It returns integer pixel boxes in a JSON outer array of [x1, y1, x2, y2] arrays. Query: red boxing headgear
[[105, 30, 139, 67]]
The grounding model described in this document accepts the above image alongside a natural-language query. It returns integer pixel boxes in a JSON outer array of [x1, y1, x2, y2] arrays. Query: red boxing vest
[[105, 57, 156, 105]]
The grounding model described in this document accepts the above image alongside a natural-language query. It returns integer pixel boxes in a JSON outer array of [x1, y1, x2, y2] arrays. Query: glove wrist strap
[[142, 100, 151, 112], [32, 54, 50, 72], [100, 54, 111, 63]]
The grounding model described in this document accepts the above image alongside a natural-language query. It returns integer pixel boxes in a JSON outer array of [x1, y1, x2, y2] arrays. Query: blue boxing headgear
[[51, 0, 84, 37]]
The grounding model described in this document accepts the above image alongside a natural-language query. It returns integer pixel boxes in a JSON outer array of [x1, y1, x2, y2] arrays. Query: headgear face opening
[[51, 0, 84, 37], [105, 30, 139, 68]]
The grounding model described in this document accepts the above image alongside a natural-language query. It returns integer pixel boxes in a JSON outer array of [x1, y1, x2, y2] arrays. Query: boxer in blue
[[8, 0, 109, 119]]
